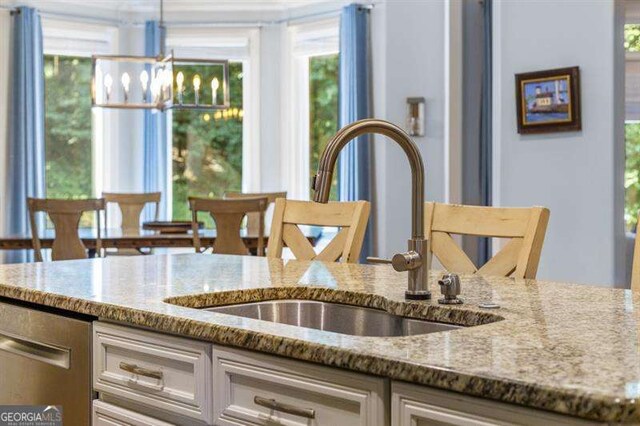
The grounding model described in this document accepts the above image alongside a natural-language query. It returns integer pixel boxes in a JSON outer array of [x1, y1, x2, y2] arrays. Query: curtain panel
[[338, 3, 374, 261], [143, 21, 169, 220], [6, 7, 46, 264]]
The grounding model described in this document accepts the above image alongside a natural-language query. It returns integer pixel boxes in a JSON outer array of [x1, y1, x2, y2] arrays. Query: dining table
[[0, 226, 323, 255]]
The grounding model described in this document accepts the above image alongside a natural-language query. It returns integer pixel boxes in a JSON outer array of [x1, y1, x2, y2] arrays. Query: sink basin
[[204, 299, 462, 337]]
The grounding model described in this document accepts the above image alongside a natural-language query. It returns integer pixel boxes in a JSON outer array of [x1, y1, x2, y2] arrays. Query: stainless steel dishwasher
[[0, 299, 93, 425]]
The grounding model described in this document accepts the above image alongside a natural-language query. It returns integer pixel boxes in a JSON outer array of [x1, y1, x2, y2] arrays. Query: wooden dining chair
[[267, 199, 371, 263], [28, 198, 105, 262], [223, 191, 287, 235], [103, 192, 161, 234], [189, 197, 269, 256], [424, 202, 550, 279]]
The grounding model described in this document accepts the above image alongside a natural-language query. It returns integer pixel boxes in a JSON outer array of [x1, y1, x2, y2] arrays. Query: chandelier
[[90, 1, 229, 111]]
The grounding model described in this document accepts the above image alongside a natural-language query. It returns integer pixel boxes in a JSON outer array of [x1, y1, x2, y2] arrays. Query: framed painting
[[515, 66, 581, 134]]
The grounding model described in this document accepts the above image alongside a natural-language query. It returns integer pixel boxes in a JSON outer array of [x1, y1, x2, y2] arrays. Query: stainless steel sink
[[205, 300, 462, 337]]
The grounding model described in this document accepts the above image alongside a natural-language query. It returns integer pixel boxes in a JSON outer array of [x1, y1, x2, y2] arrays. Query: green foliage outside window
[[309, 54, 339, 200], [626, 24, 640, 52], [171, 62, 244, 222], [44, 55, 94, 227], [44, 55, 93, 200], [625, 25, 640, 231]]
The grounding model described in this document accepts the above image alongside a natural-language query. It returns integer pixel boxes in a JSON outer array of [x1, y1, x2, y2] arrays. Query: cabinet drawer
[[213, 345, 388, 426], [391, 382, 601, 426], [93, 400, 174, 426], [93, 322, 212, 424]]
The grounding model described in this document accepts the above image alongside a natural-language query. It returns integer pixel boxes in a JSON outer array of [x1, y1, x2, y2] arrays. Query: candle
[[211, 77, 219, 105], [161, 69, 172, 100], [121, 72, 131, 103], [176, 71, 184, 104], [193, 74, 201, 105], [150, 77, 160, 104], [140, 70, 149, 102], [104, 73, 113, 102]]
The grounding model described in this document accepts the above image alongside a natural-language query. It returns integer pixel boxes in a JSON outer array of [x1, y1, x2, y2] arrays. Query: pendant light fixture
[[91, 0, 230, 111]]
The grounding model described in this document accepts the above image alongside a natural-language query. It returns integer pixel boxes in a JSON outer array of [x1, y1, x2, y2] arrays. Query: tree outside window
[[44, 55, 93, 199], [171, 62, 244, 222], [309, 53, 339, 201], [626, 25, 640, 231], [43, 55, 94, 226]]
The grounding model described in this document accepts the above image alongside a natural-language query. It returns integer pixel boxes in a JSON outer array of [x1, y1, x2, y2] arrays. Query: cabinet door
[[92, 400, 175, 426], [93, 321, 213, 424], [213, 345, 389, 426], [392, 382, 602, 426]]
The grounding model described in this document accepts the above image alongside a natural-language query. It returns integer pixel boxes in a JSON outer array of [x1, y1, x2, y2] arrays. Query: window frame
[[165, 26, 261, 214], [41, 17, 118, 200], [282, 18, 339, 201]]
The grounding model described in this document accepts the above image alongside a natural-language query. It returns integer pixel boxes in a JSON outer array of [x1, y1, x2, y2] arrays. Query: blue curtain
[[143, 21, 168, 220], [6, 7, 45, 263], [478, 0, 493, 264], [338, 4, 373, 262]]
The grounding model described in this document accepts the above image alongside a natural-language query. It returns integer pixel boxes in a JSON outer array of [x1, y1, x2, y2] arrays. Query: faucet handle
[[367, 252, 422, 272], [366, 257, 392, 265]]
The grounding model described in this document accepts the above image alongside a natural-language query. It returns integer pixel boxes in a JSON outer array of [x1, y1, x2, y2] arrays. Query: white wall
[[492, 0, 625, 286], [371, 0, 448, 258]]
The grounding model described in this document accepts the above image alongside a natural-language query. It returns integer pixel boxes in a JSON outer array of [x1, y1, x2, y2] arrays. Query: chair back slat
[[224, 191, 286, 235], [425, 202, 549, 279], [189, 197, 268, 256], [267, 199, 370, 263], [103, 192, 161, 233], [28, 198, 105, 262]]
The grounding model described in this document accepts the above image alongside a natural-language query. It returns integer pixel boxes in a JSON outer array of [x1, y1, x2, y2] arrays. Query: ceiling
[[2, 0, 332, 13], [0, 0, 348, 23]]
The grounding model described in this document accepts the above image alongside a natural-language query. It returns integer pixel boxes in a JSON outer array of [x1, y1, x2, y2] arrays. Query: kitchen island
[[0, 253, 637, 424]]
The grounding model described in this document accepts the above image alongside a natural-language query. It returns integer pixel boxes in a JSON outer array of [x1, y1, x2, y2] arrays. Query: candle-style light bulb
[[193, 74, 201, 105], [140, 70, 149, 102], [104, 73, 113, 102], [211, 77, 219, 105], [176, 71, 184, 104], [151, 77, 160, 104], [162, 69, 172, 100], [121, 72, 131, 103]]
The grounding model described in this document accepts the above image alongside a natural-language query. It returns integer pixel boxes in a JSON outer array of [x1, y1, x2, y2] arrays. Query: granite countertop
[[0, 254, 637, 423]]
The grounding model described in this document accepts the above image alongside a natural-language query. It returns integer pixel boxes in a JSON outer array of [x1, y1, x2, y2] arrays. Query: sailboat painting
[[515, 66, 581, 134]]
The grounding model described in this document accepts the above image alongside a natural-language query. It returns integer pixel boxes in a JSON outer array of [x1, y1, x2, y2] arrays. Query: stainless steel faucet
[[312, 118, 431, 300]]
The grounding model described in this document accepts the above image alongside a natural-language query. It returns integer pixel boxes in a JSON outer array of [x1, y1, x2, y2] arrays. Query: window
[[166, 27, 260, 221], [171, 62, 244, 221], [43, 55, 93, 200], [309, 54, 339, 200], [40, 19, 116, 228], [625, 24, 640, 231], [284, 19, 339, 200]]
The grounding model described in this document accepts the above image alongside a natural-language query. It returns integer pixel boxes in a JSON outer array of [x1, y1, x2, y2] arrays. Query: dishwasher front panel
[[0, 301, 92, 426]]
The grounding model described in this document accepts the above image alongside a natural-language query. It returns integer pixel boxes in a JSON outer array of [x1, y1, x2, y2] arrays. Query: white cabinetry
[[91, 322, 601, 426], [391, 382, 601, 426], [92, 400, 175, 426], [212, 345, 388, 426], [93, 322, 213, 424]]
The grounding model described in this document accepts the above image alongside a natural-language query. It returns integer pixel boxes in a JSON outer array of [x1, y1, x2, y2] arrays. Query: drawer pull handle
[[254, 396, 316, 419], [119, 362, 163, 380]]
